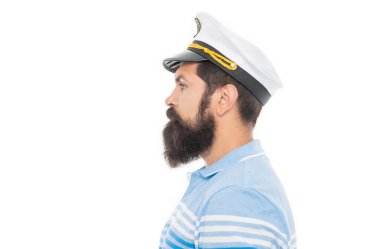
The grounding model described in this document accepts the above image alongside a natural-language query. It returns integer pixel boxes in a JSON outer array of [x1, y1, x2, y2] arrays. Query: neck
[[201, 127, 253, 167]]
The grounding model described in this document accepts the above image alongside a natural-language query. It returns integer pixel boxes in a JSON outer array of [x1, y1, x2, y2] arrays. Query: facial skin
[[162, 62, 216, 168]]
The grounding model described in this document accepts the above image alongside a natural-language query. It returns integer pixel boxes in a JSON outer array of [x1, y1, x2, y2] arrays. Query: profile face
[[162, 62, 216, 168], [165, 63, 207, 124]]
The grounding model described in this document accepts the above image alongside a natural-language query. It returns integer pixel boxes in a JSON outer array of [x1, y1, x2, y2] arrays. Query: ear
[[215, 84, 238, 116]]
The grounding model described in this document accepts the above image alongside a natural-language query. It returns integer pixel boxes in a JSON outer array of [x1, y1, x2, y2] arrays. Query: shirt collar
[[195, 139, 265, 179]]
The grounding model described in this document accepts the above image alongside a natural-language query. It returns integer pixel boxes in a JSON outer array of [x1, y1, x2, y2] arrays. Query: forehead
[[174, 62, 202, 84]]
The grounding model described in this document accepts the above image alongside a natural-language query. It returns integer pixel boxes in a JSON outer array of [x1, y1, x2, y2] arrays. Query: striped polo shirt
[[159, 139, 297, 249]]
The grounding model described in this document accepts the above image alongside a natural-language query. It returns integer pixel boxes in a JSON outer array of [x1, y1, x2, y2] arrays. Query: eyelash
[[178, 83, 187, 89]]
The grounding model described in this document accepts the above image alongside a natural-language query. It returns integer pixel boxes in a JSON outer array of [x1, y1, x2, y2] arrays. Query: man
[[160, 12, 296, 249]]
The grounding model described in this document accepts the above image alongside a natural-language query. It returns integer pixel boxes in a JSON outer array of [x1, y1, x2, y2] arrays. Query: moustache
[[166, 107, 181, 121]]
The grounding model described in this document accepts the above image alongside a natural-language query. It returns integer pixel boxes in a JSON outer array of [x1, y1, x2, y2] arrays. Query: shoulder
[[201, 185, 285, 225], [201, 184, 290, 236], [197, 185, 292, 248]]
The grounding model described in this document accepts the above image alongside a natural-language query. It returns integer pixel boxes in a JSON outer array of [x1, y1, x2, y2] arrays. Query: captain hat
[[162, 12, 283, 106]]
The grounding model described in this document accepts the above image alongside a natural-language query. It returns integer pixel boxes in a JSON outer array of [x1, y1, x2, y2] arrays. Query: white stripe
[[179, 202, 197, 222], [200, 225, 287, 248], [175, 209, 195, 231], [200, 214, 287, 239], [238, 152, 266, 162], [160, 203, 197, 241], [200, 235, 274, 248], [171, 219, 194, 240]]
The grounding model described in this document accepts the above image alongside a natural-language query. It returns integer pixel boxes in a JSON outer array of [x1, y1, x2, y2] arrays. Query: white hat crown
[[194, 12, 283, 97]]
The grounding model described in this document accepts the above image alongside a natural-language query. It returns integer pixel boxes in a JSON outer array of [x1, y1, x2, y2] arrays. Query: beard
[[162, 94, 216, 168]]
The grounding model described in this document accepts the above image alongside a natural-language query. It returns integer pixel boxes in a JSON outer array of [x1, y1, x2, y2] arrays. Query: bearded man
[[159, 12, 297, 249]]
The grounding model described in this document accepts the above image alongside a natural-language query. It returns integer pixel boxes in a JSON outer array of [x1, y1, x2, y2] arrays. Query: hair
[[196, 61, 263, 128]]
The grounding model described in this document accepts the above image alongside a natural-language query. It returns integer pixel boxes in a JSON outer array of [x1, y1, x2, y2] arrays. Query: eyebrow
[[175, 75, 189, 84]]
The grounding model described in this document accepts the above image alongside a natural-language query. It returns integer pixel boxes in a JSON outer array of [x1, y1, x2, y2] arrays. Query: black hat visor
[[162, 50, 207, 73]]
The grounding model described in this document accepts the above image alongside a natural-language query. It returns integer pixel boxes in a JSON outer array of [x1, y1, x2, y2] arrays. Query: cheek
[[178, 91, 202, 120]]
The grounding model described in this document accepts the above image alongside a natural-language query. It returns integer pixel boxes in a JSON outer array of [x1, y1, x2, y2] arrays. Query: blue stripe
[[165, 239, 184, 249], [169, 230, 195, 248]]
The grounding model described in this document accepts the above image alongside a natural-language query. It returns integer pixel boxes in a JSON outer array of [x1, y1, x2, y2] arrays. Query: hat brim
[[163, 50, 208, 73]]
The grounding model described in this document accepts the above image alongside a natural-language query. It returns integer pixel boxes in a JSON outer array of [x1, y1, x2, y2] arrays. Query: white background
[[1, 0, 379, 248]]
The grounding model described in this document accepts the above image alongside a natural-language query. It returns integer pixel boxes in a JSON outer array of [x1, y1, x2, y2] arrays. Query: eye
[[178, 83, 187, 89]]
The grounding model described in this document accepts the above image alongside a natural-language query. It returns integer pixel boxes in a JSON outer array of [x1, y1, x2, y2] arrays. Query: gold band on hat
[[188, 43, 238, 70]]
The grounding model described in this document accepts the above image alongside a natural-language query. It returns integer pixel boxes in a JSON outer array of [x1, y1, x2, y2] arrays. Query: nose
[[165, 89, 178, 107]]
